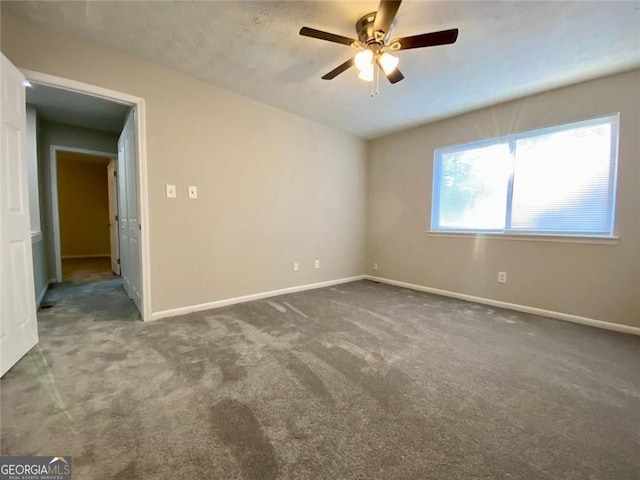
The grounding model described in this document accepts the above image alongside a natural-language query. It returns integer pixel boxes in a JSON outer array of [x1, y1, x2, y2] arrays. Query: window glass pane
[[436, 143, 512, 230], [511, 121, 614, 234]]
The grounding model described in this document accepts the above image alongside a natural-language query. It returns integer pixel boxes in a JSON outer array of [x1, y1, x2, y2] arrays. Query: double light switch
[[165, 185, 198, 199]]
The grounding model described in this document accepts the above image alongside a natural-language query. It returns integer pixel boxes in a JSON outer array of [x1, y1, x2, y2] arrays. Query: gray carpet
[[1, 276, 639, 479]]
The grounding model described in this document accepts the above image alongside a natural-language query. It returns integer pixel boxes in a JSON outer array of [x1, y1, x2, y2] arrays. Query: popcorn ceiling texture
[[3, 0, 639, 138], [1, 269, 639, 479]]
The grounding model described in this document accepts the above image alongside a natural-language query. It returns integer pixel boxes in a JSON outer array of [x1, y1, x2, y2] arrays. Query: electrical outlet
[[498, 272, 507, 283], [188, 185, 198, 199], [166, 184, 176, 198], [314, 260, 320, 269], [293, 262, 299, 272], [373, 262, 378, 270]]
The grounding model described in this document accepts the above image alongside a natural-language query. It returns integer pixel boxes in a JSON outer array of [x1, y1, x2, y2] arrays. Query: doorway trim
[[50, 145, 115, 283], [23, 69, 152, 322]]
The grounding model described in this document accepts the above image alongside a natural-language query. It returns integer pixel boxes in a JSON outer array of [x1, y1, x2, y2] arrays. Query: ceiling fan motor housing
[[356, 12, 395, 46]]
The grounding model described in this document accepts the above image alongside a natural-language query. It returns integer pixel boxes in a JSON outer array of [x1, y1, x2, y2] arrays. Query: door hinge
[[113, 170, 117, 177], [139, 224, 142, 230], [115, 215, 119, 221], [117, 258, 121, 265]]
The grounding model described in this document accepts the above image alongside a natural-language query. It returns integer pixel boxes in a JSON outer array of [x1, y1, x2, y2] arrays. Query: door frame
[[23, 69, 152, 322], [50, 145, 116, 283], [107, 158, 120, 275]]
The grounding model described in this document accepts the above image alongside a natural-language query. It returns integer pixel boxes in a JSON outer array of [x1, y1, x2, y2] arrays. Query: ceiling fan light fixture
[[299, 0, 460, 89], [355, 49, 374, 72], [379, 52, 399, 75]]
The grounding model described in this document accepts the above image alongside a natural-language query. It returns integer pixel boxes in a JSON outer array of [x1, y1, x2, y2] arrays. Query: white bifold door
[[117, 110, 142, 313], [0, 54, 38, 377]]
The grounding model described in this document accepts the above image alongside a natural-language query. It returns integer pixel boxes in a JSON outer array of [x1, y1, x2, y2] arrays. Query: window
[[431, 114, 619, 237]]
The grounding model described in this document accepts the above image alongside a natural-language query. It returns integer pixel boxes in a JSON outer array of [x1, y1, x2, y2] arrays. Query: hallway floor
[[62, 257, 115, 283], [36, 257, 140, 324]]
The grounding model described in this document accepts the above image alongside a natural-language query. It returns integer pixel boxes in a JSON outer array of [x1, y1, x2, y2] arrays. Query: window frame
[[430, 113, 620, 239]]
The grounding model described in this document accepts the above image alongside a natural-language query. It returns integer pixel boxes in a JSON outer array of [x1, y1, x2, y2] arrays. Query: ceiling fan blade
[[395, 28, 459, 50], [321, 58, 355, 80], [373, 1, 402, 35], [382, 65, 404, 84], [299, 27, 356, 47]]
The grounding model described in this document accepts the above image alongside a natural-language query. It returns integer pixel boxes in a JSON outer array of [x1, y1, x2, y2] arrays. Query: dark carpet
[[1, 273, 639, 479]]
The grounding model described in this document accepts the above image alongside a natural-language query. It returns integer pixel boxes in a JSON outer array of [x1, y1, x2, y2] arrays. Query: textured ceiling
[[5, 1, 640, 139], [27, 83, 129, 133]]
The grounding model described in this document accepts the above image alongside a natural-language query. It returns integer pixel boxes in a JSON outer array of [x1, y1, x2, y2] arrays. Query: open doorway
[[23, 74, 149, 320], [52, 149, 118, 283]]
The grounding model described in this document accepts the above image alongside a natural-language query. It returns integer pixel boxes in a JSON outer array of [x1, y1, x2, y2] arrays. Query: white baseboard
[[366, 275, 640, 337], [150, 275, 366, 321], [62, 254, 111, 259]]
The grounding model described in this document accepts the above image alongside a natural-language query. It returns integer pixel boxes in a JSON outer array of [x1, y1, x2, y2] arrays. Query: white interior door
[[0, 54, 38, 377], [107, 159, 120, 275], [117, 122, 131, 296], [117, 110, 141, 312]]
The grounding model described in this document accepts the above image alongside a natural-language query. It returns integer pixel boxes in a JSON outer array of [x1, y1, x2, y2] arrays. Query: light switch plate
[[166, 184, 176, 198], [188, 186, 198, 199]]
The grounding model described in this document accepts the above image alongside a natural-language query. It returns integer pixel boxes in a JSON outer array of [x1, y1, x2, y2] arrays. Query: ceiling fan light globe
[[354, 49, 374, 72], [358, 67, 374, 82], [380, 52, 399, 75]]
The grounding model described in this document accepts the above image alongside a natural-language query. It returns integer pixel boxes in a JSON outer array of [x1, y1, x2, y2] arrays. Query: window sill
[[427, 231, 619, 245]]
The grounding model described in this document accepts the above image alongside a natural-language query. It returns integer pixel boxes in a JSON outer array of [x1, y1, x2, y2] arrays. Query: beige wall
[[1, 14, 367, 314], [56, 153, 110, 258], [367, 69, 640, 328]]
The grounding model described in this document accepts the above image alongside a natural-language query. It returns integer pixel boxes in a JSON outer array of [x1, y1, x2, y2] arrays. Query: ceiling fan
[[299, 0, 458, 93]]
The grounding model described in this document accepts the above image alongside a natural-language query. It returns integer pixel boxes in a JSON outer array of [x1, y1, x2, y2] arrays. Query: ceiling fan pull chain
[[371, 68, 375, 97]]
